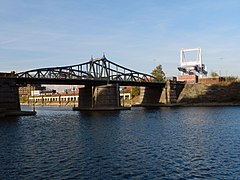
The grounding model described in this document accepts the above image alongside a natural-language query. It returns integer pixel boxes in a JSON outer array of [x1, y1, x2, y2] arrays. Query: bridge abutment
[[74, 84, 130, 111], [77, 85, 93, 108], [139, 86, 163, 106], [0, 73, 36, 117], [0, 78, 20, 111], [138, 80, 185, 107], [159, 80, 185, 104]]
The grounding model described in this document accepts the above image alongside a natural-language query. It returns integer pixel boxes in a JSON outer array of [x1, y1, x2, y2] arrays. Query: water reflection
[[1, 106, 240, 179]]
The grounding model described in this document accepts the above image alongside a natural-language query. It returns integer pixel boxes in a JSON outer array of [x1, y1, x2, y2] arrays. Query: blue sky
[[0, 0, 240, 77]]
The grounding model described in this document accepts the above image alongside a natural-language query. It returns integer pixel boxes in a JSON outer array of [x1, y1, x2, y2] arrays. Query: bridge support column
[[159, 80, 185, 104], [74, 84, 130, 111], [77, 85, 93, 108], [0, 75, 36, 117], [0, 78, 20, 111], [139, 86, 163, 106], [138, 81, 185, 107]]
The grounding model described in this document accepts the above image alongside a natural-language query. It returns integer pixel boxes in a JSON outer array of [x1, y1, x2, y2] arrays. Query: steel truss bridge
[[13, 56, 164, 87]]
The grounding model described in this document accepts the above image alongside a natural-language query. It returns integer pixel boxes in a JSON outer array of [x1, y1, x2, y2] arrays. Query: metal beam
[[15, 56, 163, 86]]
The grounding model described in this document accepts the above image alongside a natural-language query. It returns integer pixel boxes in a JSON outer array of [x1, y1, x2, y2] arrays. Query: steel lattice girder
[[16, 57, 159, 83]]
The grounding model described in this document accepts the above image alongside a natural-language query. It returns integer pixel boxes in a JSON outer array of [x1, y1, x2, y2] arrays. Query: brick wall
[[198, 77, 223, 84], [178, 75, 198, 83]]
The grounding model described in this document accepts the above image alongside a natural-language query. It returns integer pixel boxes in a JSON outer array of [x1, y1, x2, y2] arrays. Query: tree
[[131, 86, 140, 97], [210, 71, 219, 77], [151, 65, 165, 81]]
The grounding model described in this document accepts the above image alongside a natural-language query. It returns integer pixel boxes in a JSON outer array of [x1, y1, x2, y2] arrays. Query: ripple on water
[[1, 106, 240, 179]]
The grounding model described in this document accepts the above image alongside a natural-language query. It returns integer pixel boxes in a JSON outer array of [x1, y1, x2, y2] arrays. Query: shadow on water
[[78, 110, 121, 120], [139, 106, 179, 113], [0, 116, 20, 124]]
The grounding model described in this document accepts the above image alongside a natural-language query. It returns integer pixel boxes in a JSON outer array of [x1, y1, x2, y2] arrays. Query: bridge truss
[[16, 56, 160, 86]]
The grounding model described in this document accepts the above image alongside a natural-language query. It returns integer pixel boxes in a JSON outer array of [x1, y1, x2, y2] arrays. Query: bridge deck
[[12, 77, 165, 87]]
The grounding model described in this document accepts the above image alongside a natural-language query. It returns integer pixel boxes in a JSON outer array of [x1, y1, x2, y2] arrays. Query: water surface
[[1, 106, 240, 179]]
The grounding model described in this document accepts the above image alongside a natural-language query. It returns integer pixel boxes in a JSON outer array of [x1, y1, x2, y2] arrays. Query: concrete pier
[[0, 73, 36, 117], [138, 86, 163, 106], [137, 80, 185, 107], [73, 84, 130, 111], [0, 78, 20, 111], [159, 81, 185, 104]]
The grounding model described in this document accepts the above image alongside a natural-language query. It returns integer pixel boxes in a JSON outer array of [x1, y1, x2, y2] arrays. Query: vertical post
[[180, 49, 183, 75], [199, 48, 202, 77], [59, 95, 61, 106], [92, 86, 94, 108], [130, 87, 133, 106], [73, 94, 76, 108], [96, 87, 98, 107], [32, 85, 35, 112], [122, 91, 125, 107], [116, 83, 120, 107], [199, 48, 202, 68], [165, 86, 168, 104]]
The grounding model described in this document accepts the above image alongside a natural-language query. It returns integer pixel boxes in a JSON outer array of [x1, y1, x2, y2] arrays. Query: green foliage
[[20, 96, 28, 103], [131, 86, 140, 97], [210, 71, 219, 77], [120, 89, 130, 93], [120, 87, 140, 97], [151, 65, 165, 81]]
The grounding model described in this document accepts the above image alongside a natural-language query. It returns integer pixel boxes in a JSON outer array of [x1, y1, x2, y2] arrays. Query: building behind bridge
[[19, 84, 131, 106]]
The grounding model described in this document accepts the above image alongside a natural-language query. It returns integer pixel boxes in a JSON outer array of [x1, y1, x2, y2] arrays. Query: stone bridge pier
[[138, 80, 185, 106], [0, 78, 20, 112], [0, 73, 36, 117], [139, 86, 164, 106], [73, 84, 130, 111]]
